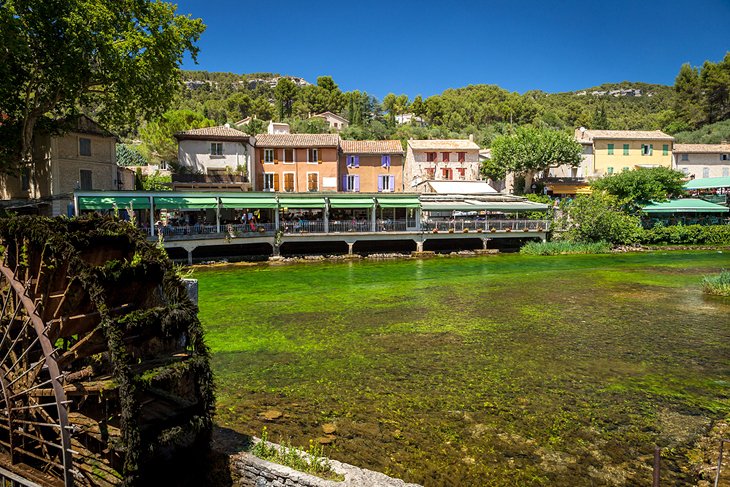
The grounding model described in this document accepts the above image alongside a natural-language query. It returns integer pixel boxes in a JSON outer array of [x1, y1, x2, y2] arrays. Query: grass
[[251, 427, 343, 481], [702, 269, 730, 296], [197, 251, 730, 486], [519, 240, 612, 255]]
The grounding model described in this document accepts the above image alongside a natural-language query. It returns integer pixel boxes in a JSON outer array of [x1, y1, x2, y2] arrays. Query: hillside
[[674, 119, 730, 143]]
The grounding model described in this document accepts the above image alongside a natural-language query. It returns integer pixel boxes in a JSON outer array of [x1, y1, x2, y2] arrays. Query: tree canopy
[[488, 126, 582, 193], [590, 167, 687, 212], [138, 110, 215, 166], [0, 0, 205, 172]]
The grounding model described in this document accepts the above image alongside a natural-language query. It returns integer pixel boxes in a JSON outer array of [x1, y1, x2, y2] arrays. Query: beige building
[[404, 139, 482, 192], [311, 112, 349, 131], [0, 115, 125, 216], [339, 140, 405, 192], [674, 144, 730, 179], [253, 133, 341, 192]]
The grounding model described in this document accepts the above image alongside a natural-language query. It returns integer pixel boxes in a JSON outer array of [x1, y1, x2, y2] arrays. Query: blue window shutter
[[342, 175, 348, 191], [389, 175, 395, 191], [354, 175, 360, 192], [377, 176, 383, 192], [354, 155, 360, 168]]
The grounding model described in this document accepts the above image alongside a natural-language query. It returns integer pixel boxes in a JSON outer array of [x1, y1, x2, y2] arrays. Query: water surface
[[197, 252, 730, 486]]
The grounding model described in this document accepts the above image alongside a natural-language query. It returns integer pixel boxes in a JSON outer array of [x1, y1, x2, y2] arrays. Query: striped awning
[[376, 196, 420, 208], [220, 195, 278, 209], [328, 197, 375, 209], [278, 196, 326, 209]]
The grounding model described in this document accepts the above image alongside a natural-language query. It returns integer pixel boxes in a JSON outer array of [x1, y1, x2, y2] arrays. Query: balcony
[[171, 174, 251, 191]]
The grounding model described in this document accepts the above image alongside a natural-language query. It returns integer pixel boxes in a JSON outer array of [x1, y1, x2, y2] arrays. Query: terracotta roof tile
[[674, 143, 730, 153], [340, 139, 404, 154], [575, 129, 674, 142], [408, 139, 480, 150], [174, 126, 249, 140], [254, 133, 340, 148]]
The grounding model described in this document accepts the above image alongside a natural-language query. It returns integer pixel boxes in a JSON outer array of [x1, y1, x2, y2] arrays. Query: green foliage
[[673, 119, 730, 143], [673, 52, 730, 128], [556, 193, 643, 244], [701, 270, 730, 297], [251, 427, 343, 481], [274, 77, 297, 120], [0, 0, 205, 171], [520, 240, 612, 255], [287, 117, 331, 134], [490, 126, 582, 193], [524, 194, 553, 220], [590, 167, 687, 212], [138, 110, 215, 165], [640, 224, 730, 245], [140, 170, 172, 191], [116, 144, 148, 167]]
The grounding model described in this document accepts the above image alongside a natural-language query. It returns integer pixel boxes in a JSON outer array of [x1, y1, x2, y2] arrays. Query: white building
[[674, 144, 730, 179], [311, 112, 349, 131], [174, 125, 255, 190], [268, 121, 291, 135], [404, 139, 482, 193]]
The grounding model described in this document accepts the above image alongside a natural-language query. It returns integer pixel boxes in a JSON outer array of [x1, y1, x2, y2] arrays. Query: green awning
[[684, 177, 730, 190], [376, 196, 420, 208], [421, 202, 477, 211], [154, 196, 218, 209], [328, 196, 375, 209], [78, 196, 151, 210], [467, 201, 549, 212], [220, 195, 278, 209], [642, 198, 729, 214], [278, 196, 326, 209]]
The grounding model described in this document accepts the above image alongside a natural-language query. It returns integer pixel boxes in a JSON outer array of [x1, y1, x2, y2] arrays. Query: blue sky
[[176, 0, 730, 99]]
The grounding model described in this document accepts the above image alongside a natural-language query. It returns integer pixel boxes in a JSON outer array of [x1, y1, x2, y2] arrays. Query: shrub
[[640, 225, 730, 245], [555, 192, 642, 244], [701, 270, 730, 297]]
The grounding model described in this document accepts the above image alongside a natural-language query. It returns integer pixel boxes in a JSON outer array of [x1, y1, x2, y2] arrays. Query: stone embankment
[[231, 438, 421, 487]]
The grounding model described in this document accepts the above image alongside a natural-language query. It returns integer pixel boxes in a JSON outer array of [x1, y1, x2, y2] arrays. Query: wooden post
[[149, 196, 155, 237], [653, 447, 660, 487]]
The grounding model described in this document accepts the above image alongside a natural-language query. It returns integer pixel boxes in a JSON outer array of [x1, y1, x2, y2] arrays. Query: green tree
[[556, 193, 642, 244], [138, 110, 214, 166], [140, 170, 172, 191], [489, 126, 582, 193], [700, 54, 730, 123], [591, 103, 609, 129], [116, 144, 149, 167], [590, 167, 686, 212], [674, 63, 704, 128], [274, 78, 297, 120], [0, 0, 205, 172]]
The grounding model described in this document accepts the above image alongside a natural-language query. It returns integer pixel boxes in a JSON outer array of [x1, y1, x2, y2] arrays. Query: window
[[378, 174, 394, 192], [457, 152, 466, 163], [344, 174, 359, 192], [381, 155, 391, 168], [426, 152, 437, 162], [703, 167, 710, 178], [284, 172, 295, 192], [607, 143, 614, 155], [457, 167, 466, 180], [623, 144, 629, 156], [442, 168, 453, 180], [20, 167, 30, 191], [346, 155, 360, 168], [308, 148, 319, 164], [307, 172, 318, 191], [682, 167, 690, 176], [641, 144, 653, 156], [425, 168, 435, 178], [622, 167, 629, 172], [607, 167, 614, 175], [662, 144, 669, 156], [722, 154, 730, 161], [681, 153, 689, 161], [723, 167, 729, 178], [210, 142, 223, 156], [282, 149, 294, 164], [441, 152, 450, 162], [79, 138, 91, 157], [264, 149, 275, 164], [263, 173, 278, 191], [80, 169, 93, 190]]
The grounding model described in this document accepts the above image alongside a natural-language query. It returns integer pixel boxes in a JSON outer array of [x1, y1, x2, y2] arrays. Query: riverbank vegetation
[[702, 270, 730, 296], [519, 240, 611, 255]]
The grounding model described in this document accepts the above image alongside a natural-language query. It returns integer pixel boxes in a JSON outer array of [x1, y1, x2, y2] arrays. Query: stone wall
[[231, 439, 421, 487]]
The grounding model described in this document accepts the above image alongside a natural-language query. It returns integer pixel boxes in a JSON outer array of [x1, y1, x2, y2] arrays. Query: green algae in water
[[197, 251, 730, 486]]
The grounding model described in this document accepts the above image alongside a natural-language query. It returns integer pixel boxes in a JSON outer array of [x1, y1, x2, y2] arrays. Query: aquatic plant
[[519, 240, 612, 255], [701, 269, 730, 296]]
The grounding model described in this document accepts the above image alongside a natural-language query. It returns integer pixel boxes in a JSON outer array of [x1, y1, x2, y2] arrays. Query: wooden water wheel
[[0, 215, 214, 486]]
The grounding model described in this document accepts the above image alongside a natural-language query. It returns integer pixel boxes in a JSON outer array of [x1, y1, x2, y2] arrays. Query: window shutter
[[650, 144, 653, 156], [274, 150, 279, 164], [273, 173, 280, 191], [342, 175, 348, 191], [354, 156, 359, 168], [377, 176, 383, 192], [318, 149, 322, 164], [354, 175, 360, 192], [389, 175, 395, 191]]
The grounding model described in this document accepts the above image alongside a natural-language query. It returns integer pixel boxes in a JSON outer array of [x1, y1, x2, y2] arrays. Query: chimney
[[469, 134, 474, 142]]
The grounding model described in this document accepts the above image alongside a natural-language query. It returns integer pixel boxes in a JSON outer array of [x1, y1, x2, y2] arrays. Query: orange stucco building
[[339, 140, 405, 193]]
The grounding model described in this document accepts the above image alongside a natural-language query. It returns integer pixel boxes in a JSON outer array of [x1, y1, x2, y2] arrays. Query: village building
[[0, 115, 132, 216], [339, 140, 405, 192], [253, 133, 340, 192], [673, 143, 730, 179], [311, 112, 349, 131], [546, 128, 675, 196], [404, 138, 482, 193], [395, 113, 425, 126], [173, 125, 254, 191]]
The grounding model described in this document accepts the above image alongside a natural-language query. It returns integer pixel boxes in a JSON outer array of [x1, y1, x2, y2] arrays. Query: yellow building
[[575, 128, 674, 178]]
